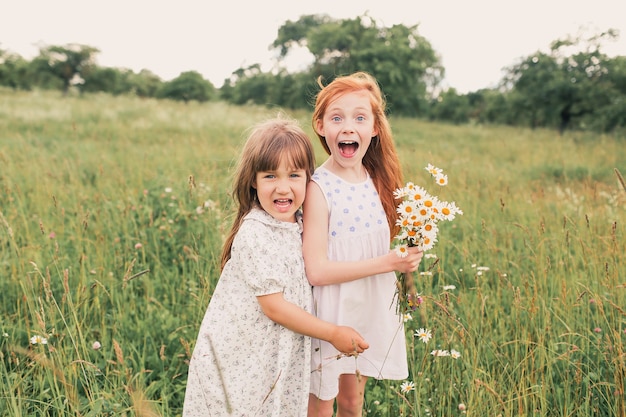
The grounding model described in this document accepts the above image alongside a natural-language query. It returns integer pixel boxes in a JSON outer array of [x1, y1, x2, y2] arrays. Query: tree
[[157, 71, 215, 103], [429, 88, 470, 124], [270, 14, 443, 116], [0, 49, 31, 90], [505, 29, 621, 133], [32, 43, 100, 94]]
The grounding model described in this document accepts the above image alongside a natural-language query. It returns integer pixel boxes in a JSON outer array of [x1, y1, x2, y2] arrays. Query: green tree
[[271, 14, 443, 116], [505, 29, 621, 133], [429, 88, 470, 124], [157, 71, 215, 103], [31, 43, 100, 94], [0, 49, 31, 90]]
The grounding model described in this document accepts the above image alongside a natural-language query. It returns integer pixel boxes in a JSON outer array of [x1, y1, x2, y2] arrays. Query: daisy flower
[[400, 380, 415, 393], [425, 163, 443, 176], [30, 335, 48, 345], [450, 349, 462, 359], [395, 244, 409, 258], [431, 349, 450, 357], [415, 328, 432, 343], [434, 173, 448, 186]]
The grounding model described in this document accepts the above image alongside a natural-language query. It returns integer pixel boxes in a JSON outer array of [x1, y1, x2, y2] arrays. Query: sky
[[1, 0, 625, 93]]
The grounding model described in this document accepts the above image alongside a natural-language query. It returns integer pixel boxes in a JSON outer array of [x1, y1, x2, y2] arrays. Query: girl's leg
[[336, 374, 368, 417], [308, 393, 335, 417]]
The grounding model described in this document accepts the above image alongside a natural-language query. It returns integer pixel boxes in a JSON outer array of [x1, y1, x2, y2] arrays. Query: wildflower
[[400, 380, 415, 393], [403, 313, 412, 322], [392, 164, 462, 314], [434, 173, 448, 186], [415, 328, 432, 343], [431, 349, 450, 357], [424, 253, 438, 259], [407, 293, 423, 310], [450, 349, 461, 359], [425, 163, 443, 176], [442, 285, 456, 291], [395, 244, 409, 258], [593, 327, 602, 333], [49, 232, 56, 239], [164, 187, 172, 193], [134, 243, 143, 249], [458, 403, 467, 411], [92, 341, 102, 350], [3, 333, 8, 338], [30, 335, 48, 345]]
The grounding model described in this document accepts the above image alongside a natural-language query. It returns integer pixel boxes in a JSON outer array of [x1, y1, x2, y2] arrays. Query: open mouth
[[274, 199, 292, 208], [338, 141, 359, 157]]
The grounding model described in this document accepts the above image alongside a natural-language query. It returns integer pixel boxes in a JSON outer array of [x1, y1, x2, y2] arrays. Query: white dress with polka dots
[[183, 207, 311, 417], [309, 166, 408, 401]]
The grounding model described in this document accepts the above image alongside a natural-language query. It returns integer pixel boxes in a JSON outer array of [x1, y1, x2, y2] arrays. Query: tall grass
[[0, 89, 624, 416]]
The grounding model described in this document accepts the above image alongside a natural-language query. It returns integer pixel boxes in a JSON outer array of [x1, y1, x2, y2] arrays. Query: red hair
[[312, 72, 403, 238]]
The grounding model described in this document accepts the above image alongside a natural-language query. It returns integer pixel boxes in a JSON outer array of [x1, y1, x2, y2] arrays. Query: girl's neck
[[322, 159, 368, 183]]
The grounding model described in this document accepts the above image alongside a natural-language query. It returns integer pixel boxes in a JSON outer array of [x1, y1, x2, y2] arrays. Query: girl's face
[[253, 155, 307, 223], [315, 90, 378, 170]]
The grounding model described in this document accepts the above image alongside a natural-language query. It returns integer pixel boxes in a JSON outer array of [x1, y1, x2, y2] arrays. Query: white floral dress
[[183, 207, 311, 417], [309, 166, 408, 401]]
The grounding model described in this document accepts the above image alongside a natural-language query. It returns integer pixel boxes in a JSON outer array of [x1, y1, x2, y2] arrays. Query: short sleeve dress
[[309, 166, 408, 401], [183, 207, 311, 417]]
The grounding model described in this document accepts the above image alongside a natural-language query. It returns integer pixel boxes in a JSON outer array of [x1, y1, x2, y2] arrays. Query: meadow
[[0, 88, 624, 416]]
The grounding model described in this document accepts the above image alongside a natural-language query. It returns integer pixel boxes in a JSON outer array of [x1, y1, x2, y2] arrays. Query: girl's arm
[[302, 181, 422, 286], [257, 292, 368, 354]]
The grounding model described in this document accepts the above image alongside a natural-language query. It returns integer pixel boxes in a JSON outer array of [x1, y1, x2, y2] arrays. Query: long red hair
[[312, 72, 403, 238]]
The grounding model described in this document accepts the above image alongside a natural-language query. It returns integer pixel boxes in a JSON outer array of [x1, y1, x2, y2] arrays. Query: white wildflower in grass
[[431, 349, 450, 357], [403, 313, 412, 322], [424, 253, 438, 259], [400, 381, 415, 393], [92, 341, 102, 350], [415, 328, 432, 343], [450, 349, 461, 359], [442, 285, 456, 291], [30, 335, 48, 345]]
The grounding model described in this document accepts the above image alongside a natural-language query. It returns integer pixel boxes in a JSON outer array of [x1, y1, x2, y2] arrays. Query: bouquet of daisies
[[393, 164, 463, 313]]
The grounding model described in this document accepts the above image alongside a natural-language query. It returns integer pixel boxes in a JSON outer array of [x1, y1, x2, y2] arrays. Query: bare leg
[[308, 393, 335, 417], [336, 374, 368, 417]]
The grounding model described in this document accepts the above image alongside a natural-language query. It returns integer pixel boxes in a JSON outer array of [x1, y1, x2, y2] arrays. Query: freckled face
[[254, 156, 307, 223], [315, 90, 378, 169]]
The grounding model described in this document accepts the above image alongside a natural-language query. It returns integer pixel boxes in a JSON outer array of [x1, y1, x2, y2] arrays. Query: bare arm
[[302, 181, 423, 286], [257, 292, 369, 354]]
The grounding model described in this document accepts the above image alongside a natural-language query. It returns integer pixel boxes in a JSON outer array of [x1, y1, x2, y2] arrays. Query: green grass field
[[0, 89, 624, 416]]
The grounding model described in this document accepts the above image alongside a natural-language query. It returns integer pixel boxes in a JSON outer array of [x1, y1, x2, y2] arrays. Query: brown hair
[[220, 115, 316, 269], [312, 71, 403, 238]]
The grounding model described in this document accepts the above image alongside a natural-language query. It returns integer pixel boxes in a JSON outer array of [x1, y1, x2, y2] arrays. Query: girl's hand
[[329, 326, 369, 354], [388, 246, 423, 273]]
